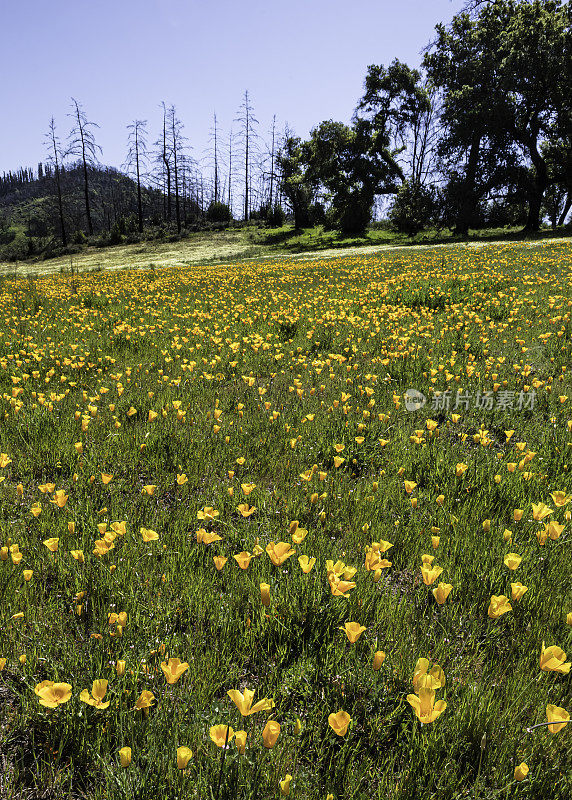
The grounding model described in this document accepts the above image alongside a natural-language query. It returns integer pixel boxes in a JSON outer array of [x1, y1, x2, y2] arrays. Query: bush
[[206, 202, 232, 224], [0, 231, 28, 261], [267, 204, 286, 227], [389, 182, 438, 236], [109, 222, 124, 245]]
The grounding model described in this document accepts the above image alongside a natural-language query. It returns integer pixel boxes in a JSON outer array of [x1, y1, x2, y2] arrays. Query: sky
[[1, 0, 466, 178]]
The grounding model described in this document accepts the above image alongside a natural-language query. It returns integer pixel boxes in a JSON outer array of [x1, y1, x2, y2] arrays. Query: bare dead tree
[[212, 112, 219, 204], [268, 115, 277, 209], [159, 102, 172, 222], [67, 99, 101, 235], [227, 128, 234, 213], [167, 105, 187, 234], [45, 117, 67, 246], [125, 120, 148, 233], [235, 90, 259, 220]]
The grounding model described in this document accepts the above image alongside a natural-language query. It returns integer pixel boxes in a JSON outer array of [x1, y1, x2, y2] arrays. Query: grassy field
[[1, 222, 569, 279], [0, 240, 571, 799]]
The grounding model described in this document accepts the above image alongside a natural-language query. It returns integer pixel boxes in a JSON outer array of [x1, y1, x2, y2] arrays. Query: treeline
[[281, 0, 571, 235], [1, 0, 571, 262]]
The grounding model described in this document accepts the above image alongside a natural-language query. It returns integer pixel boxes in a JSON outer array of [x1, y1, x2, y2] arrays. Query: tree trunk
[[135, 127, 143, 233], [244, 108, 249, 221], [82, 157, 93, 235], [55, 166, 67, 246], [523, 135, 548, 232], [454, 132, 481, 236], [557, 191, 571, 227]]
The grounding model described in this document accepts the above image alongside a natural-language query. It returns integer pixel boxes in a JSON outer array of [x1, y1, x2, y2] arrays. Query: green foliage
[[266, 204, 286, 228], [388, 182, 439, 236], [206, 202, 233, 224]]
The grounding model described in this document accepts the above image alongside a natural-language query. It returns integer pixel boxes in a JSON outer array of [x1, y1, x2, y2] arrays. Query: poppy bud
[[373, 651, 385, 671], [176, 746, 193, 769], [260, 583, 271, 607], [235, 730, 247, 754]]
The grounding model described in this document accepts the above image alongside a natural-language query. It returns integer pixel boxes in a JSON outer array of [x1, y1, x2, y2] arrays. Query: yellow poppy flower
[[234, 730, 247, 754], [160, 657, 189, 684], [266, 542, 296, 566], [413, 658, 445, 690], [35, 681, 72, 708], [262, 719, 281, 748], [134, 690, 155, 709], [540, 642, 571, 673], [406, 688, 447, 723], [340, 621, 366, 643], [291, 527, 307, 544], [488, 595, 512, 618], [260, 583, 271, 607], [328, 710, 351, 736], [511, 582, 528, 601], [227, 687, 274, 716], [234, 552, 252, 570], [550, 491, 571, 507], [504, 553, 522, 570], [119, 747, 132, 767], [43, 538, 59, 553], [80, 679, 110, 708], [330, 578, 356, 597], [140, 527, 159, 542], [373, 651, 385, 670], [532, 502, 552, 521], [50, 490, 68, 508], [177, 746, 193, 769], [421, 564, 443, 586], [546, 704, 570, 733], [547, 521, 565, 540], [432, 582, 453, 605], [237, 503, 256, 517], [279, 775, 292, 796], [196, 529, 222, 544], [514, 763, 529, 781], [298, 555, 316, 573]]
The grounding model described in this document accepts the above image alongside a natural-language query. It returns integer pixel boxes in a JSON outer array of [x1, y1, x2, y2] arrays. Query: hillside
[[0, 164, 166, 260]]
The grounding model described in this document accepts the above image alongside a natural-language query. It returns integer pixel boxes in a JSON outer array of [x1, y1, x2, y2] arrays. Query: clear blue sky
[[1, 0, 465, 176]]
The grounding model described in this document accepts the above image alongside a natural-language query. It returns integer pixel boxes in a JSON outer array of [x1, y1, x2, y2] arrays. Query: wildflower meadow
[[0, 239, 571, 799]]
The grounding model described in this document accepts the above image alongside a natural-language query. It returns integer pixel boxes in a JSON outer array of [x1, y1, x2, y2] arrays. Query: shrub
[[389, 182, 438, 236], [206, 202, 232, 224], [267, 204, 286, 227]]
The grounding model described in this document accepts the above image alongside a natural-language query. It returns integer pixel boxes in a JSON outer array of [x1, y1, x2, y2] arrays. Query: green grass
[[2, 220, 570, 279], [0, 240, 570, 799]]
